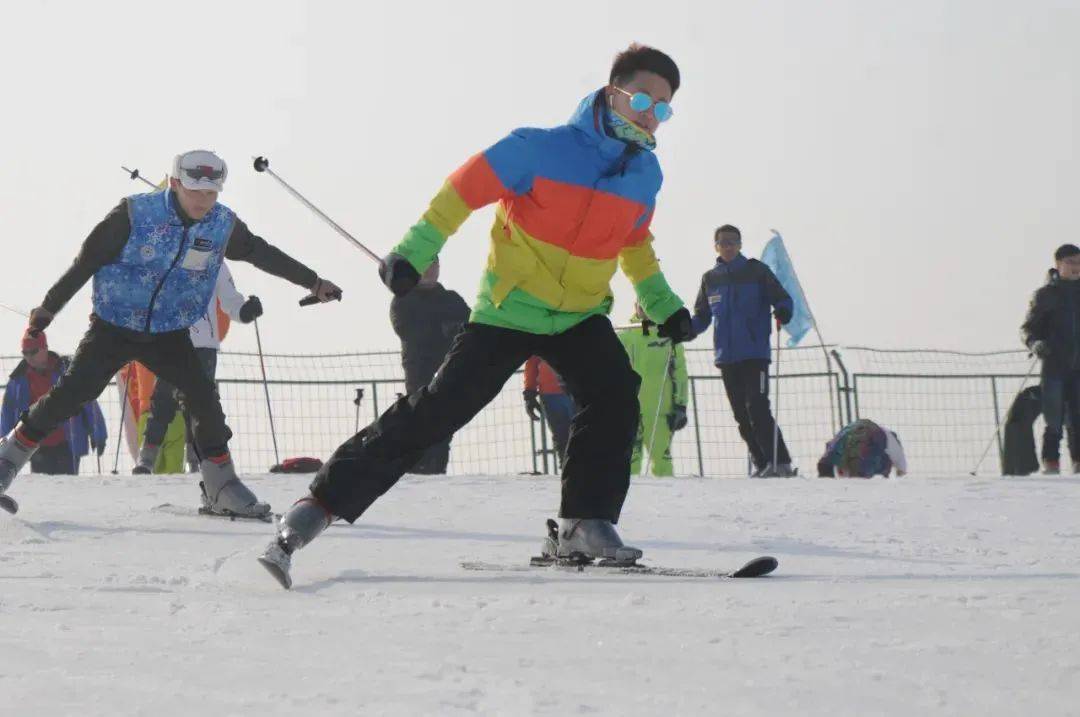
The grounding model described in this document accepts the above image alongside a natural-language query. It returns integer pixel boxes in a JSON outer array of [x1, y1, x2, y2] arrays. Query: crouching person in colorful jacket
[[1, 330, 107, 475], [816, 419, 908, 478], [260, 44, 695, 589]]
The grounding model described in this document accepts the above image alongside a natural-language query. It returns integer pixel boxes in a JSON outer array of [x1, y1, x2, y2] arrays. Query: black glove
[[1031, 340, 1051, 359], [379, 253, 421, 297], [92, 439, 106, 457], [29, 306, 53, 332], [523, 389, 542, 420], [238, 296, 263, 324], [656, 307, 693, 344], [775, 306, 793, 325], [668, 405, 688, 431]]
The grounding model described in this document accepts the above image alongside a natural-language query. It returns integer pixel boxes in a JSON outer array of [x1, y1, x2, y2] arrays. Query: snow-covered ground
[[1, 472, 1078, 716]]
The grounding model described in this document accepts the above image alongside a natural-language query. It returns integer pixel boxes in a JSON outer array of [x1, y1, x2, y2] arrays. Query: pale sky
[[1, 0, 1076, 358]]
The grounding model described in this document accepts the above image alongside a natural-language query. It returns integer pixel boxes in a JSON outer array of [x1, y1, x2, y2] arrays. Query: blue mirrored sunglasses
[[613, 86, 674, 122]]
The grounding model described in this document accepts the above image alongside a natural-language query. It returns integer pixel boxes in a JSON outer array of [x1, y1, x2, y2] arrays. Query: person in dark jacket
[[1021, 243, 1080, 474], [0, 149, 341, 518], [1, 330, 107, 475], [691, 224, 795, 477], [389, 257, 471, 474]]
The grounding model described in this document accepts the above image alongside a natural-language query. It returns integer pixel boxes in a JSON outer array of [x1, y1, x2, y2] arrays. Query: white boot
[[132, 443, 159, 475], [556, 518, 643, 562], [199, 455, 271, 519], [257, 497, 333, 589], [0, 429, 37, 513]]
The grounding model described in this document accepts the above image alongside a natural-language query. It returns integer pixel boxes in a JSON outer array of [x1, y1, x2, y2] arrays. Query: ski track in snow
[[0, 472, 1078, 716]]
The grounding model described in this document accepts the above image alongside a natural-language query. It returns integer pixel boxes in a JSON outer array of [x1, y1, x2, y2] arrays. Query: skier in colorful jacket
[[0, 149, 341, 521], [262, 44, 696, 589]]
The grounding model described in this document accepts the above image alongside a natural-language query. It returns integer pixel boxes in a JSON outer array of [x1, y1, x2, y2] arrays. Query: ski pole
[[112, 367, 131, 475], [773, 318, 782, 471], [353, 387, 365, 434], [0, 302, 30, 319], [970, 356, 1040, 475], [251, 156, 382, 264], [642, 342, 675, 477], [120, 166, 159, 190], [253, 317, 281, 468]]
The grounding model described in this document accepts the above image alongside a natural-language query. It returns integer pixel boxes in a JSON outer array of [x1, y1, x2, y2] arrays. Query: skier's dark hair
[[610, 44, 680, 95], [1055, 243, 1080, 261], [715, 225, 741, 241]]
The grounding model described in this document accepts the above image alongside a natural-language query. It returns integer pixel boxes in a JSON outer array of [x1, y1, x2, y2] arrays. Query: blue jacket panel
[[1, 354, 108, 460], [93, 191, 233, 333], [691, 254, 793, 365]]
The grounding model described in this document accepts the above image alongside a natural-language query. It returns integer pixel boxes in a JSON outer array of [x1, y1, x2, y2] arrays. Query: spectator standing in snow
[[1, 330, 107, 475], [133, 263, 262, 474], [390, 257, 471, 474], [691, 224, 795, 477], [1021, 243, 1080, 474], [618, 304, 688, 477], [523, 356, 575, 467]]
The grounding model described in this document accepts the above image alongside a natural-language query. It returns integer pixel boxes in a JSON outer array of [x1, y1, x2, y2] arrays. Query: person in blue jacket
[[691, 224, 795, 477], [2, 330, 107, 475]]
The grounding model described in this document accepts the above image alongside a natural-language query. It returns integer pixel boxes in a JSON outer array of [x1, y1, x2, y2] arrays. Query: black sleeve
[[225, 217, 318, 290], [693, 276, 709, 320], [448, 291, 471, 323], [1021, 288, 1051, 348], [42, 201, 131, 314]]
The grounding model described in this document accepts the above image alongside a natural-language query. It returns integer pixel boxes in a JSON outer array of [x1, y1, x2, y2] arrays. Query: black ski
[[461, 555, 778, 579], [151, 502, 277, 523]]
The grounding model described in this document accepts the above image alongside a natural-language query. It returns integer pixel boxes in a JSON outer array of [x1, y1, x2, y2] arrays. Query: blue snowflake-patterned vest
[[93, 191, 234, 333]]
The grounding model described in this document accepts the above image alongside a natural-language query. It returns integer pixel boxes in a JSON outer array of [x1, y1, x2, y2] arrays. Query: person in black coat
[[1021, 243, 1080, 474], [389, 258, 471, 474]]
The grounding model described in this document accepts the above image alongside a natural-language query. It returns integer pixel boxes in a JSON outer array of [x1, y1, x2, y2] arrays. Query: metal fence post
[[690, 377, 705, 477], [830, 349, 853, 425], [371, 381, 379, 419], [991, 376, 1004, 470]]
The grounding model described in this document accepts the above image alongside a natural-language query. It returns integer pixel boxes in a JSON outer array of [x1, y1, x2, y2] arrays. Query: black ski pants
[[143, 347, 219, 448], [719, 359, 791, 470], [310, 316, 641, 523], [23, 317, 231, 458]]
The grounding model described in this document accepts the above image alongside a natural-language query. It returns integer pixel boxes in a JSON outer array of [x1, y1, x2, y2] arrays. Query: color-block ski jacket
[[390, 89, 684, 335]]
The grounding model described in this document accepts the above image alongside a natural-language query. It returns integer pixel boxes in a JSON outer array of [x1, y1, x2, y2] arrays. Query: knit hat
[[21, 328, 47, 354]]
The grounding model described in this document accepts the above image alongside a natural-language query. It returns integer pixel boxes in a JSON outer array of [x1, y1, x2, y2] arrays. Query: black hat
[[1055, 244, 1080, 261]]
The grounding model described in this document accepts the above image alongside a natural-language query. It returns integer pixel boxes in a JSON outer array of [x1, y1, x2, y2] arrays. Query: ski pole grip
[[298, 295, 320, 307]]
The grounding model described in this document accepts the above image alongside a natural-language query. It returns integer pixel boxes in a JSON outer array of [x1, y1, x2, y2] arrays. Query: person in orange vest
[[523, 356, 575, 466]]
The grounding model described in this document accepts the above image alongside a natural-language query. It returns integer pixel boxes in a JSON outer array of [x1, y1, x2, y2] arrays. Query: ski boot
[[0, 428, 37, 514], [541, 517, 643, 565], [132, 443, 160, 475], [1042, 459, 1061, 476], [198, 454, 271, 520], [757, 462, 798, 478], [257, 496, 334, 589]]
